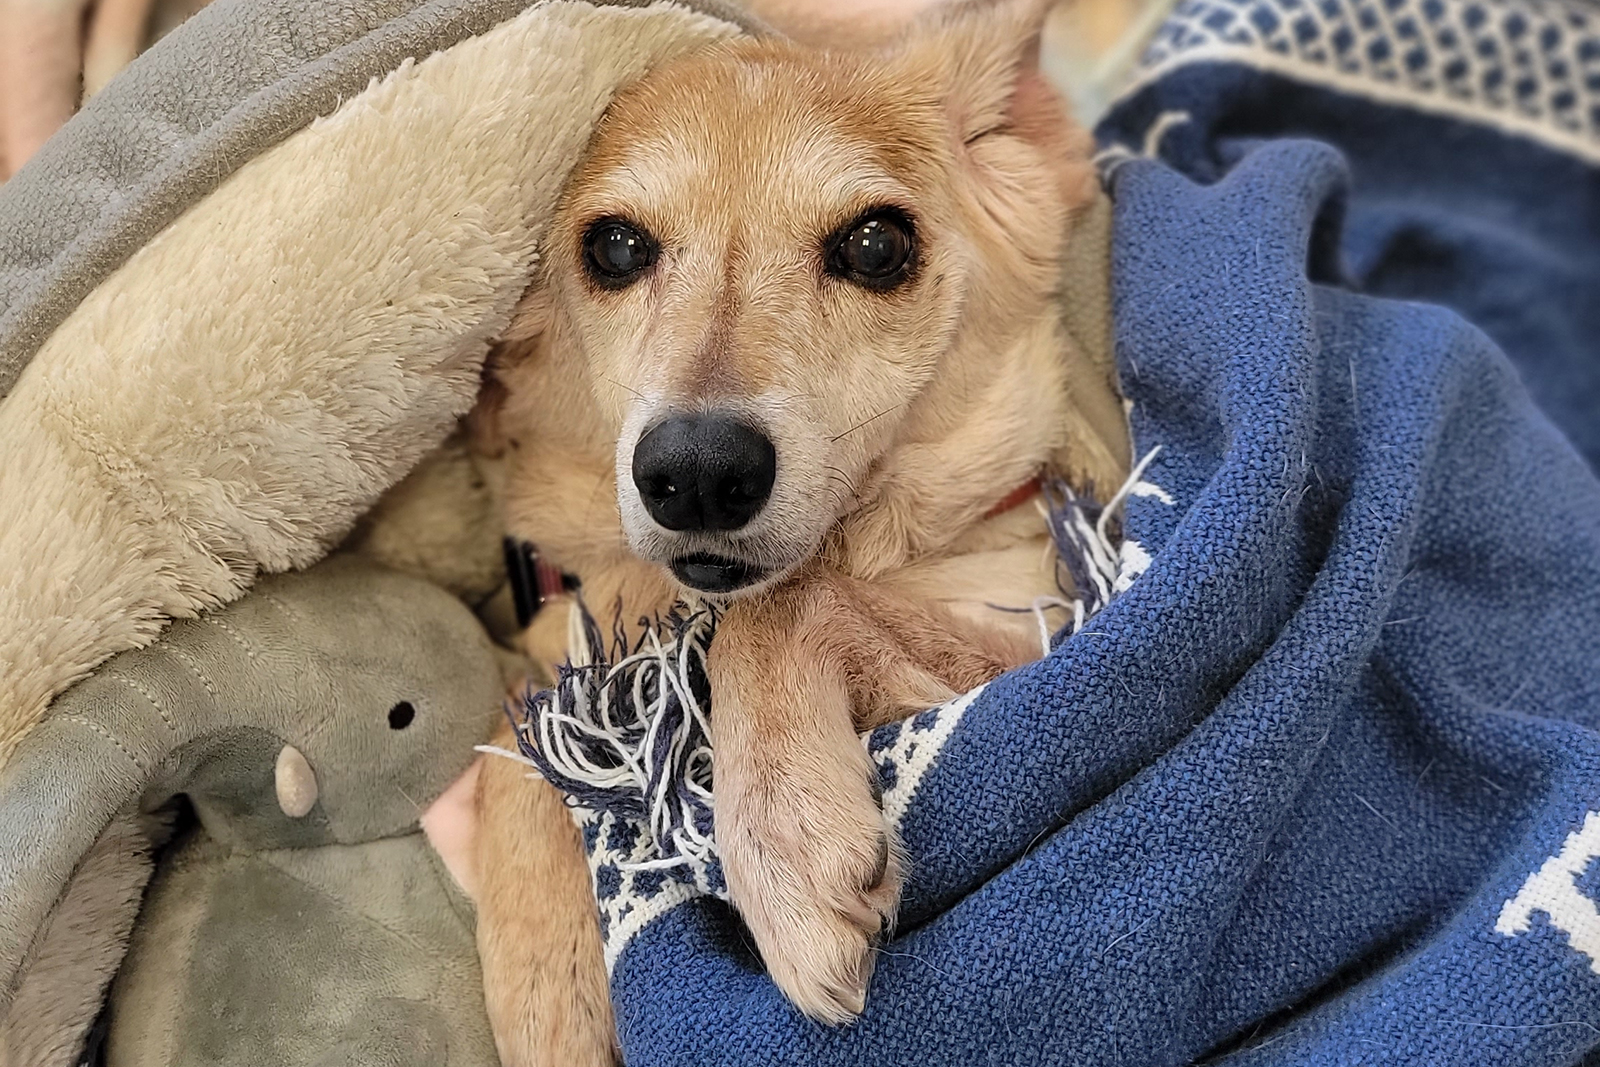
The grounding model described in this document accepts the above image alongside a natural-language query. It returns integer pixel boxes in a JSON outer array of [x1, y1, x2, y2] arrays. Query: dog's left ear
[[892, 0, 1072, 149]]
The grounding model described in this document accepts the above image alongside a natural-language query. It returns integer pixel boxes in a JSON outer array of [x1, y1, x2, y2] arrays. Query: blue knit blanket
[[514, 1, 1600, 1062]]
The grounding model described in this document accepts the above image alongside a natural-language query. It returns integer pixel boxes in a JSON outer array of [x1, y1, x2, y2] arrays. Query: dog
[[470, 0, 1131, 1060]]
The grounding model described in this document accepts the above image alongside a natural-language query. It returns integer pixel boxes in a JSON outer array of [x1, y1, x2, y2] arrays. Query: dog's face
[[537, 0, 1091, 596]]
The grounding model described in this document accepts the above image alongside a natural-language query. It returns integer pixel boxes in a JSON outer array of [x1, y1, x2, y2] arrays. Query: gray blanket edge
[[0, 0, 759, 402]]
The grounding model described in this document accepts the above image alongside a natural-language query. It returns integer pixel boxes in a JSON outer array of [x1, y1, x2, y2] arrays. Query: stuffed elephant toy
[[0, 555, 507, 1067]]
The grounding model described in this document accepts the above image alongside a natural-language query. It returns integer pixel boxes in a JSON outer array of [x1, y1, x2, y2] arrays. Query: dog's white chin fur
[[615, 494, 815, 598]]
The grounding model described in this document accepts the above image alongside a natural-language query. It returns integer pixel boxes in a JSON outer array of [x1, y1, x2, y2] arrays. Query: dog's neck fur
[[827, 188, 1127, 582]]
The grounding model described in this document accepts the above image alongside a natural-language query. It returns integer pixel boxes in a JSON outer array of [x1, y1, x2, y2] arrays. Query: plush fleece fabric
[[0, 812, 151, 1067], [0, 0, 742, 768]]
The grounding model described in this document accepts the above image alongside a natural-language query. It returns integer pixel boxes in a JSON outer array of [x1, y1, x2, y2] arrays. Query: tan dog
[[472, 0, 1130, 1060]]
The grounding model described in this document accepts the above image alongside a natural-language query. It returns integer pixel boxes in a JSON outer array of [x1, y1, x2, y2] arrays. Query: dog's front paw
[[719, 762, 902, 1023]]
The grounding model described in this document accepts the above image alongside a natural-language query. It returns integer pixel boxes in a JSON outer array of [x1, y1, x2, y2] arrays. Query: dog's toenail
[[869, 769, 884, 810], [866, 834, 889, 889]]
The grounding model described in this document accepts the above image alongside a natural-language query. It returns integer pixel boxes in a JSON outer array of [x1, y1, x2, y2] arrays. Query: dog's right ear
[[471, 276, 551, 456], [498, 274, 554, 345]]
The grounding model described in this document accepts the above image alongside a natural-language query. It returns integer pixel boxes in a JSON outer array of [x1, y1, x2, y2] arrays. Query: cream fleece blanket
[[0, 0, 744, 768]]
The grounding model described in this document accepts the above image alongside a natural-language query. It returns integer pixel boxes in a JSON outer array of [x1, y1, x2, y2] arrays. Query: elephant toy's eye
[[388, 701, 416, 730]]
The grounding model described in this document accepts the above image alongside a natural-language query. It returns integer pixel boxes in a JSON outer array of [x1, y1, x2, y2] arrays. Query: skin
[[470, 0, 1131, 1061], [0, 0, 190, 180], [0, 0, 85, 178]]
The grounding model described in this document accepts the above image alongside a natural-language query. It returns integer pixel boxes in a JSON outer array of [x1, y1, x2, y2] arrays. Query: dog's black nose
[[632, 414, 776, 532]]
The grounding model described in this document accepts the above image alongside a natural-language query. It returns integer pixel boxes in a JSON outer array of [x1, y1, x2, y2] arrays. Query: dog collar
[[504, 538, 578, 628], [983, 473, 1044, 520], [505, 474, 1043, 628]]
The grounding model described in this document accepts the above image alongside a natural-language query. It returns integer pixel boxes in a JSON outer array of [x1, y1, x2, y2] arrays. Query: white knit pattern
[[1124, 0, 1600, 163], [1495, 809, 1600, 974]]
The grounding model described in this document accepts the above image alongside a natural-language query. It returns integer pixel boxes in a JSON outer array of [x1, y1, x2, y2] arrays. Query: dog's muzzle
[[631, 413, 776, 532], [630, 413, 779, 594]]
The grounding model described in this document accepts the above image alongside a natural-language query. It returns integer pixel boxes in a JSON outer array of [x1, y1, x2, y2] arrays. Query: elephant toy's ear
[[0, 654, 194, 1064], [0, 555, 507, 1064], [0, 809, 162, 1066]]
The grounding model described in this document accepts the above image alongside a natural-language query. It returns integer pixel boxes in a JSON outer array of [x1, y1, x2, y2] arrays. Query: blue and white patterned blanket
[[526, 1, 1600, 1062]]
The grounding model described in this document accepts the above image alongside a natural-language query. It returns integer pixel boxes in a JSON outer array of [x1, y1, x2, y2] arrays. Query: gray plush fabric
[[0, 556, 507, 1064], [109, 835, 492, 1067], [0, 0, 759, 402]]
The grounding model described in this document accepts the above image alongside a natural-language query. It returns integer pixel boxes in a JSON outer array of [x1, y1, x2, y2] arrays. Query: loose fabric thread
[[485, 450, 1159, 869]]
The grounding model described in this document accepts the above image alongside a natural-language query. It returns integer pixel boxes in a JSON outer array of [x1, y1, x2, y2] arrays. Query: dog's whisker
[[825, 476, 858, 506], [825, 464, 858, 486], [820, 473, 853, 510], [828, 406, 900, 443], [602, 376, 646, 400]]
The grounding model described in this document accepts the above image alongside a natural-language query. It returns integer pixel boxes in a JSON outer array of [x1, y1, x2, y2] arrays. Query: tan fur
[[476, 722, 618, 1067], [474, 0, 1129, 1054]]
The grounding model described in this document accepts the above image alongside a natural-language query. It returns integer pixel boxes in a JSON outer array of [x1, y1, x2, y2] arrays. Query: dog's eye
[[826, 209, 915, 290], [583, 218, 657, 288]]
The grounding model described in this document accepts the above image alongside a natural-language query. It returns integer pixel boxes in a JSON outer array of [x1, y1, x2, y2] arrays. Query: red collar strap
[[506, 472, 1044, 629], [504, 538, 578, 629], [983, 472, 1044, 521]]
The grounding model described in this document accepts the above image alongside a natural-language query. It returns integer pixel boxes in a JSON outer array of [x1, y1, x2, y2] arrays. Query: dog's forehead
[[573, 44, 945, 218]]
